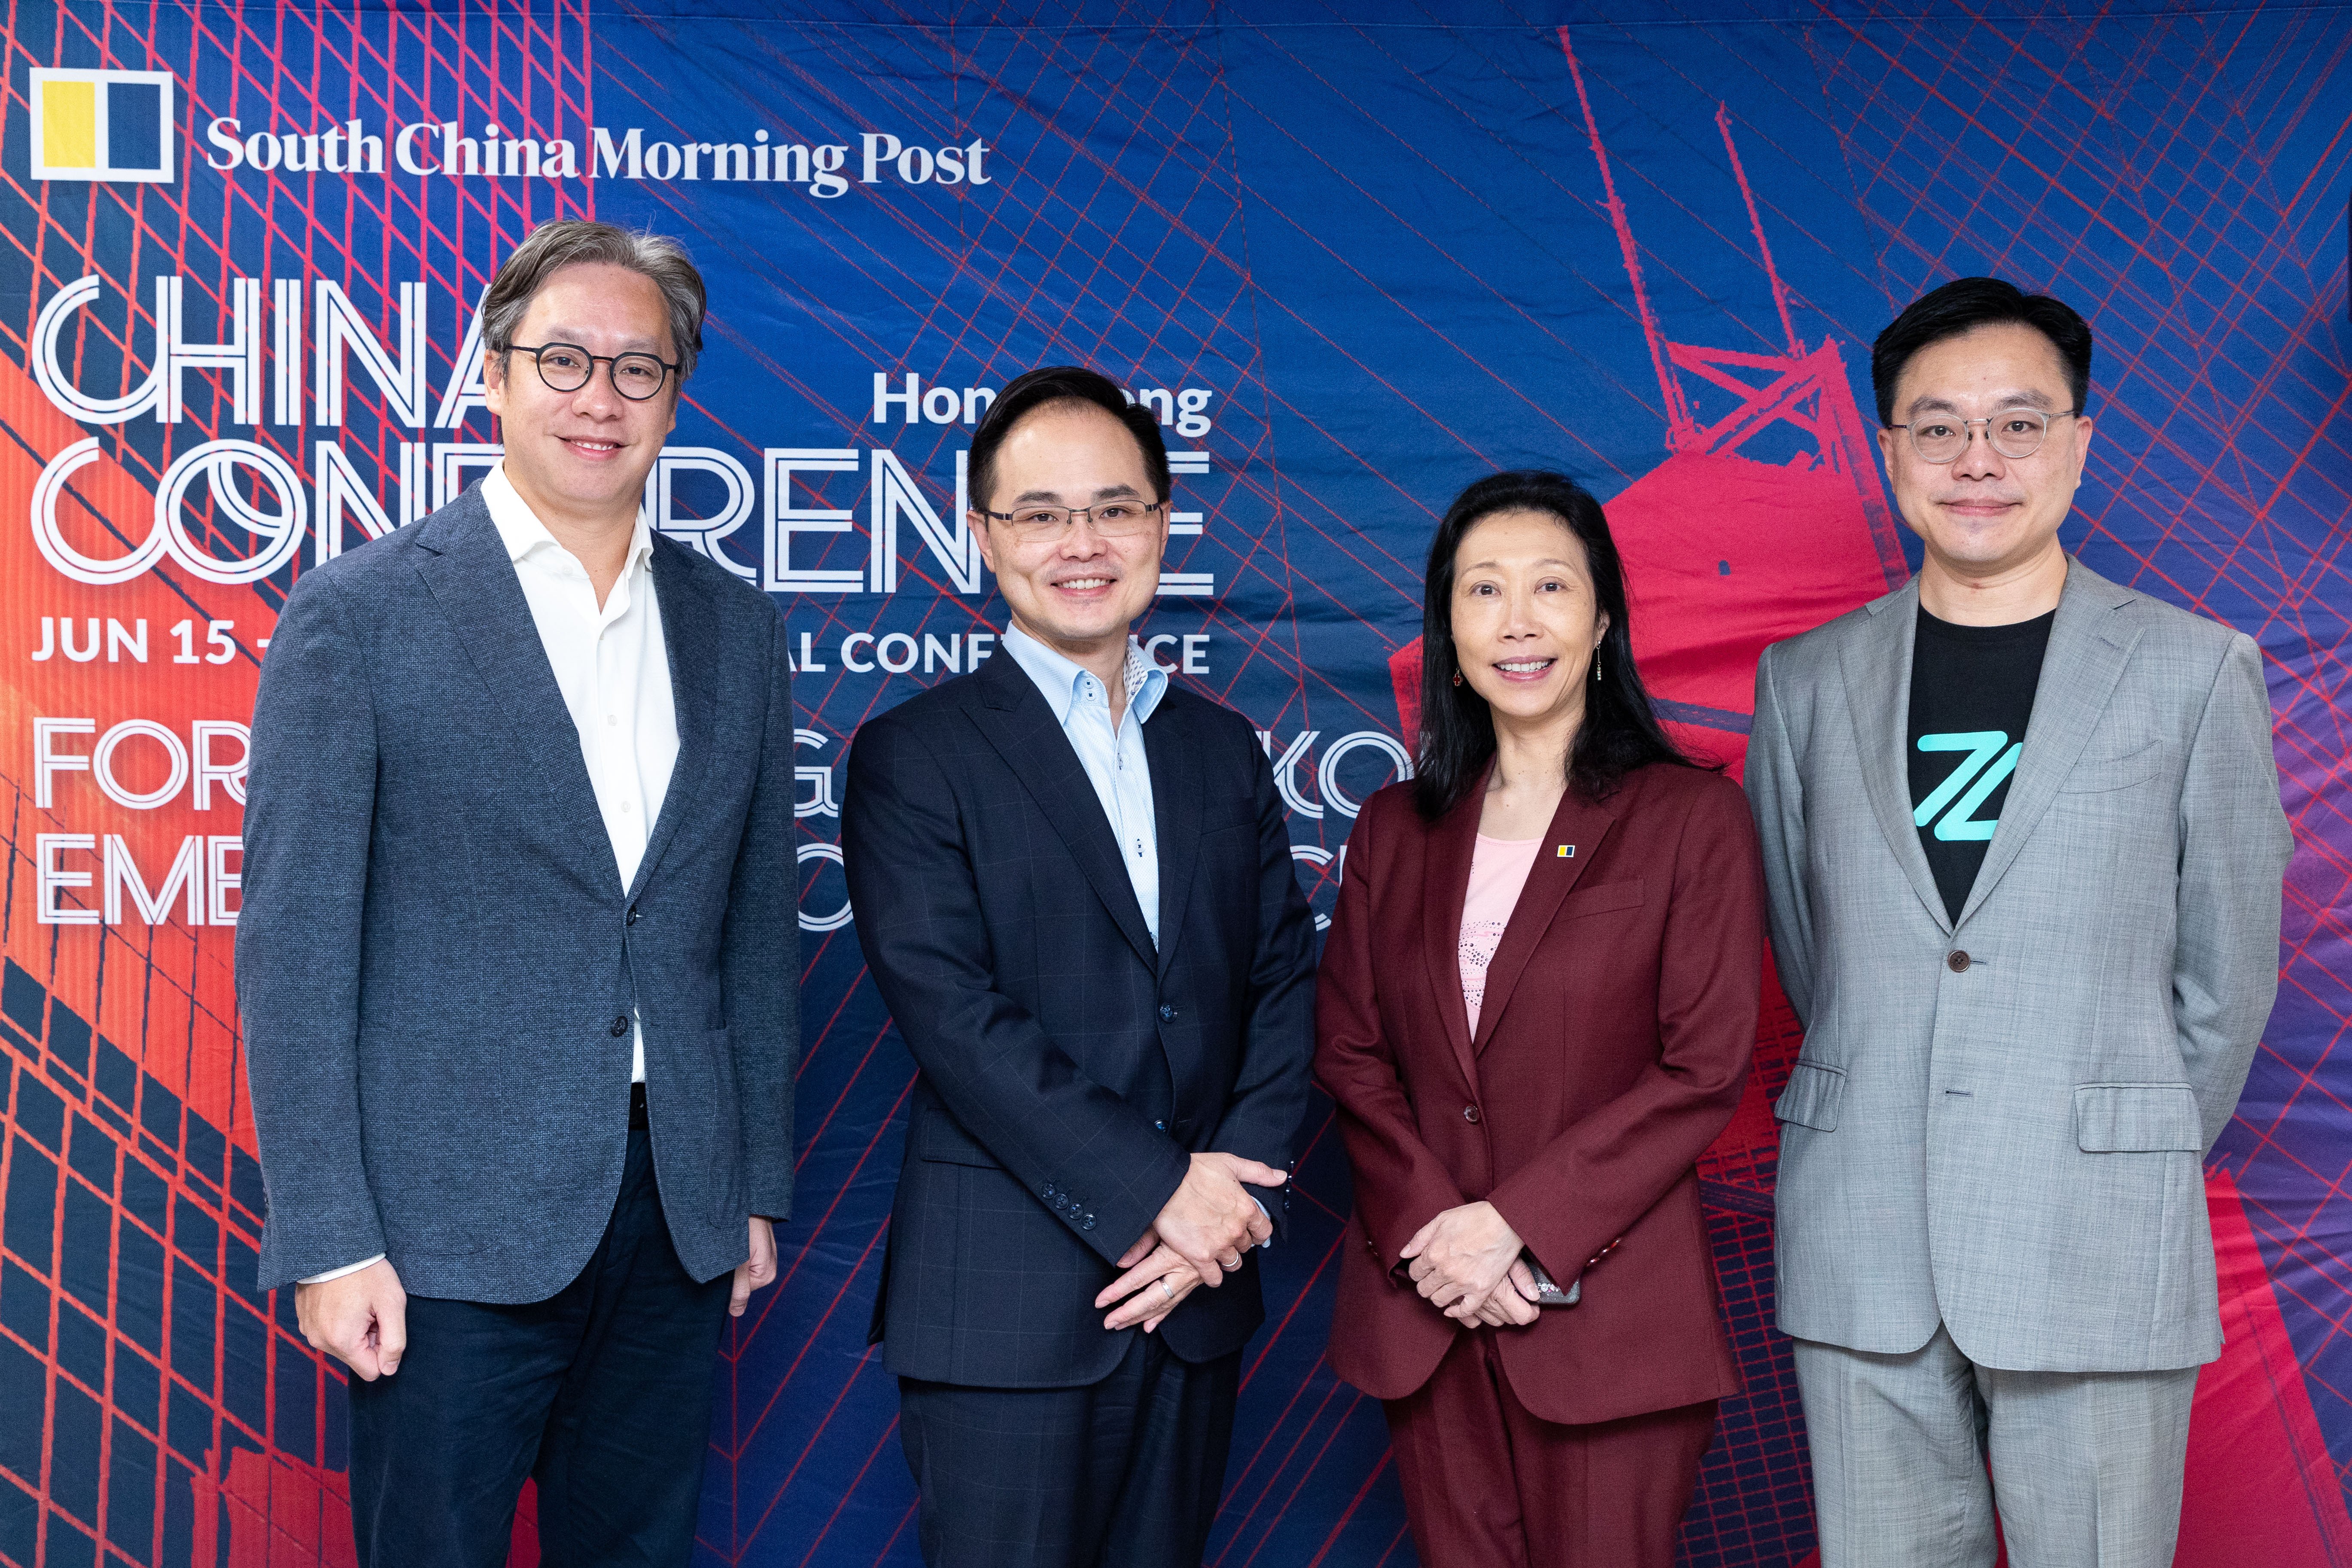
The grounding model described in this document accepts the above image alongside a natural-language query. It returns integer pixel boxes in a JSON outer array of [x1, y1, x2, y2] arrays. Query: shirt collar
[[482, 460, 654, 575], [1002, 624, 1167, 728]]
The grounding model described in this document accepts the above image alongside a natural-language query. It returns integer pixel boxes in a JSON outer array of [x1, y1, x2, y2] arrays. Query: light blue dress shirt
[[1001, 625, 1271, 1238], [1001, 624, 1169, 944]]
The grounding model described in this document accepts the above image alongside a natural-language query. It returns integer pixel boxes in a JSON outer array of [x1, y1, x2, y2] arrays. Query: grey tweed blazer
[[238, 487, 800, 1301], [1746, 557, 2291, 1372]]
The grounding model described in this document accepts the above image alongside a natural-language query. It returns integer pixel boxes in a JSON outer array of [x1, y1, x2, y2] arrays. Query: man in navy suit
[[843, 366, 1316, 1568], [238, 220, 798, 1566]]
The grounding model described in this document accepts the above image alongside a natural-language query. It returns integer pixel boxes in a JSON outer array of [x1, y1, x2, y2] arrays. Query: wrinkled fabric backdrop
[[0, 3, 2345, 1564]]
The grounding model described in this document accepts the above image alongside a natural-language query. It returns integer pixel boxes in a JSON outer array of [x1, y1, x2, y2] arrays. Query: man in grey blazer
[[1746, 277, 2292, 1567], [238, 220, 798, 1565]]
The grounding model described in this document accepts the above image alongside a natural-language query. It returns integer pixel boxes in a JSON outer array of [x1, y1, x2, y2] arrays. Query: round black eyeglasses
[[510, 341, 677, 402]]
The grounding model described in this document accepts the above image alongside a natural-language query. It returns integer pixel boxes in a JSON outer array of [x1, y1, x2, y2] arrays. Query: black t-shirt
[[1906, 606, 2056, 922]]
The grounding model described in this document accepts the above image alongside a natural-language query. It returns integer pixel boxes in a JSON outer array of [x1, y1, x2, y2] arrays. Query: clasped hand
[[1094, 1152, 1284, 1333], [1401, 1200, 1544, 1327]]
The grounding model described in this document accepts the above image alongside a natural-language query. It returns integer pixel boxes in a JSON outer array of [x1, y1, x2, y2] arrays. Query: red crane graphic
[[1389, 34, 1905, 755]]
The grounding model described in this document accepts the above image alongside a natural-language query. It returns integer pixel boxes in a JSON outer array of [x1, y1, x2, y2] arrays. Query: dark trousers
[[346, 1122, 733, 1568], [1384, 1329, 1716, 1568], [898, 1331, 1243, 1568]]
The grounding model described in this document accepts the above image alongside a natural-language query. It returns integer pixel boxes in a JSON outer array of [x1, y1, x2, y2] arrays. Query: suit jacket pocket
[[2059, 739, 2162, 793], [2074, 1082, 2200, 1151], [917, 1111, 1001, 1168], [1774, 1060, 1846, 1132], [1561, 879, 1645, 918]]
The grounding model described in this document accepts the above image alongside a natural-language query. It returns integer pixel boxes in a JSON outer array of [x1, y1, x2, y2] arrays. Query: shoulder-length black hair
[[1412, 469, 1707, 820]]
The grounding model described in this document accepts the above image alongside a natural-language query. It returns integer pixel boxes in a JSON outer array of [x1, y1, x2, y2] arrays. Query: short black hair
[[966, 365, 1170, 514], [1413, 470, 1707, 819], [1871, 277, 2093, 426]]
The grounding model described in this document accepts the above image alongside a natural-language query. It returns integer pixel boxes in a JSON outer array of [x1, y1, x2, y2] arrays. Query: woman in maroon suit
[[1316, 470, 1764, 1566]]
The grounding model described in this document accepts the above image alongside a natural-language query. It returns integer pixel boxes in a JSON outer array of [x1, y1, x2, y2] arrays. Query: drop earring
[[1451, 671, 1464, 687]]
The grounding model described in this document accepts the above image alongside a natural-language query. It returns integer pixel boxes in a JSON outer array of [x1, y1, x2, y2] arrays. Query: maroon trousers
[[1382, 1330, 1716, 1567]]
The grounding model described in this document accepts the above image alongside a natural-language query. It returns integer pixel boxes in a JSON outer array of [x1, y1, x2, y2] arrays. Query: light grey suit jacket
[[1746, 557, 2291, 1372]]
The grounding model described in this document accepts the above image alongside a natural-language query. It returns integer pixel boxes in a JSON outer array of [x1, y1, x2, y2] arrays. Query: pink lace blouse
[[1457, 834, 1545, 1033]]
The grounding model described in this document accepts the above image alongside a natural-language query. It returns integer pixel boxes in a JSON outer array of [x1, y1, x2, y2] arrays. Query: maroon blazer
[[1314, 762, 1764, 1426]]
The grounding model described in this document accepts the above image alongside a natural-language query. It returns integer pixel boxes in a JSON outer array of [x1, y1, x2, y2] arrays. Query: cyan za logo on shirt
[[1915, 731, 2021, 841]]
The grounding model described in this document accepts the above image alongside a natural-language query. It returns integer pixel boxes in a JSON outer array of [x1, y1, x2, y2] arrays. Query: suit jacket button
[[1158, 1003, 1178, 1022], [1082, 1215, 1097, 1231], [1154, 1120, 1167, 1132], [626, 905, 640, 926], [1947, 950, 1972, 973], [609, 1015, 630, 1037], [1463, 1105, 1481, 1123]]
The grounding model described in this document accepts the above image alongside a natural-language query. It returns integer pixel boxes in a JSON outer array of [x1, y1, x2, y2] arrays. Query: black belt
[[629, 1081, 649, 1130]]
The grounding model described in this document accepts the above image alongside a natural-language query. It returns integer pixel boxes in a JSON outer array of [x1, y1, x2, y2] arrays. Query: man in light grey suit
[[1746, 277, 2292, 1567], [239, 220, 797, 1565]]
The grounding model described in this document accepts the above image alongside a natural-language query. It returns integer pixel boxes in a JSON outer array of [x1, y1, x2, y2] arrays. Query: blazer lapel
[[1144, 702, 1202, 983], [1954, 559, 2140, 928], [411, 498, 618, 894], [1473, 789, 1616, 1053], [970, 651, 1158, 971], [630, 536, 720, 901], [1838, 577, 1952, 936], [1419, 790, 1483, 1095]]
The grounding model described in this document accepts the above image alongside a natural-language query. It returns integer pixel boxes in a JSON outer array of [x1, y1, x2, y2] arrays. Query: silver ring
[[1158, 1278, 1176, 1303], [1221, 1255, 1241, 1271]]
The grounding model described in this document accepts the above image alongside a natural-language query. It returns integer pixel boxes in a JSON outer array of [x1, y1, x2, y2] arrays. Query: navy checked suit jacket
[[843, 647, 1317, 1387], [237, 487, 800, 1301]]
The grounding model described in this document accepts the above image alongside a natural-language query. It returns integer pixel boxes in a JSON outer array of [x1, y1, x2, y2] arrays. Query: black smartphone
[[1522, 1253, 1581, 1307]]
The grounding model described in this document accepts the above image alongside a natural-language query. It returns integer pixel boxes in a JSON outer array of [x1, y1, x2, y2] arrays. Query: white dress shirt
[[1002, 625, 1168, 943], [301, 466, 677, 1285], [484, 462, 680, 1027]]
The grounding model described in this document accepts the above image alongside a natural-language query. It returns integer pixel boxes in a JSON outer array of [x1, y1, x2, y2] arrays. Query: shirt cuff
[[299, 1254, 385, 1285]]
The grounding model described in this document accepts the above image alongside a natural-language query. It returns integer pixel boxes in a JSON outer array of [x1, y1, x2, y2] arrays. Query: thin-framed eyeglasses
[[509, 341, 678, 402], [976, 499, 1167, 542], [1887, 408, 2078, 465]]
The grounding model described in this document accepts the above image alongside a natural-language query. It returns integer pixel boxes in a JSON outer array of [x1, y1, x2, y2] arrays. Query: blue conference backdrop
[[0, 3, 2346, 1565]]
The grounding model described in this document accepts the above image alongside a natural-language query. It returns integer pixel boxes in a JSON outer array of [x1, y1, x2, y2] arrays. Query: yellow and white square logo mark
[[29, 68, 175, 183]]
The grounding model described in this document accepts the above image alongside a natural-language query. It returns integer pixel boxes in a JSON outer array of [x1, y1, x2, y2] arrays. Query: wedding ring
[[1158, 1278, 1177, 1303]]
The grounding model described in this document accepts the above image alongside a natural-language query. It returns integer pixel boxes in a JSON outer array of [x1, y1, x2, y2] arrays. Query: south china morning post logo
[[24, 58, 989, 196], [27, 68, 175, 183], [200, 111, 992, 198]]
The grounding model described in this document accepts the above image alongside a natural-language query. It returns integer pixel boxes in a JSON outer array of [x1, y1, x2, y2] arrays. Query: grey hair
[[479, 219, 707, 384]]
